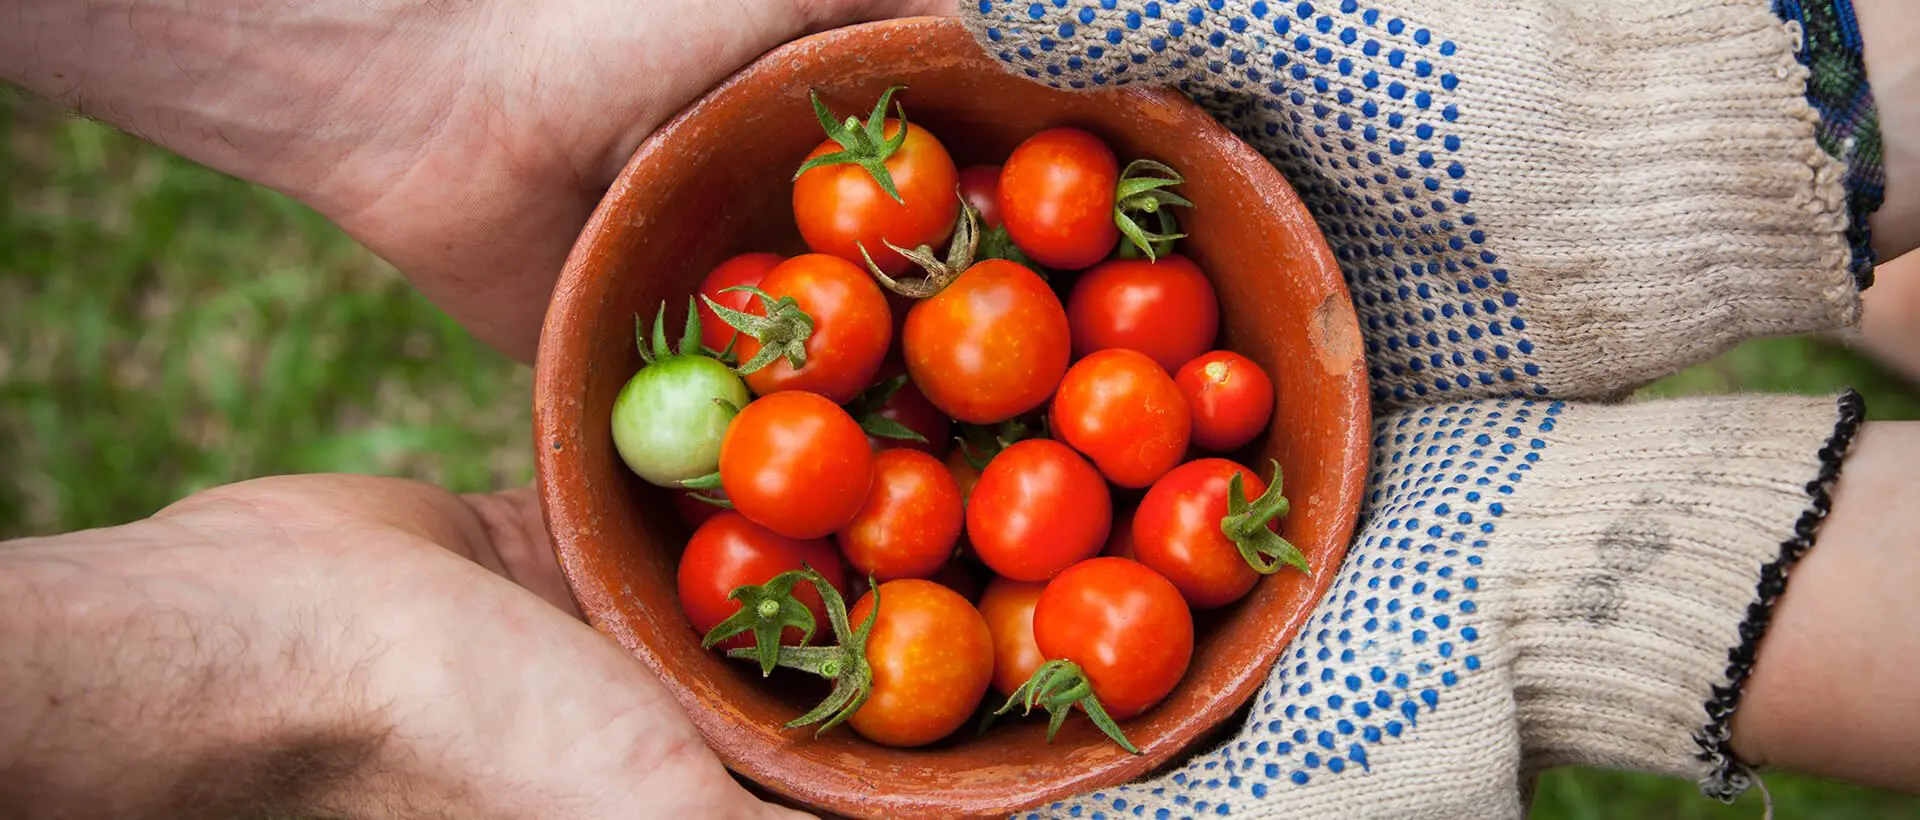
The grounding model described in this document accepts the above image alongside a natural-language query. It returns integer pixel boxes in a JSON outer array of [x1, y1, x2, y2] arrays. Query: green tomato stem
[[792, 86, 911, 204], [995, 659, 1140, 754], [722, 568, 879, 738], [1221, 459, 1310, 575]]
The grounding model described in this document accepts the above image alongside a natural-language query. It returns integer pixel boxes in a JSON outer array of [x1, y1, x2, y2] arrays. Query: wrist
[[1854, 0, 1920, 260], [0, 523, 394, 817]]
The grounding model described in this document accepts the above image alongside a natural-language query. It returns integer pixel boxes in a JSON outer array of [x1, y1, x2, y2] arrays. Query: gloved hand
[[955, 1, 1888, 817]]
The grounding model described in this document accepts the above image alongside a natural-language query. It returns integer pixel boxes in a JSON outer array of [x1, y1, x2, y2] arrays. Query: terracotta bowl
[[534, 15, 1369, 820]]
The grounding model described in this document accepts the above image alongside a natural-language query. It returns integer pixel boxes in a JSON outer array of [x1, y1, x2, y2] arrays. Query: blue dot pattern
[[971, 1, 1545, 405], [1011, 399, 1564, 818]]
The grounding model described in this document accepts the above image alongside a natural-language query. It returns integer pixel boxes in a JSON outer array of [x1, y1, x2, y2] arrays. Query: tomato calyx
[[1112, 159, 1193, 261], [954, 417, 1037, 470], [860, 194, 980, 299], [1223, 459, 1309, 575], [723, 568, 880, 737], [701, 285, 817, 376], [701, 567, 821, 676], [792, 86, 912, 205], [675, 470, 736, 509], [975, 222, 1041, 273], [636, 297, 718, 365], [995, 659, 1140, 754], [845, 374, 930, 444]]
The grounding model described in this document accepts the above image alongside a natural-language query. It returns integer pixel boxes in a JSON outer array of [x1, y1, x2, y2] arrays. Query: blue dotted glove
[[954, 1, 1884, 817]]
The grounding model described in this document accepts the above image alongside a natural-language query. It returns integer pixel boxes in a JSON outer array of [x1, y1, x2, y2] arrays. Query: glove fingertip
[[960, 0, 1207, 89]]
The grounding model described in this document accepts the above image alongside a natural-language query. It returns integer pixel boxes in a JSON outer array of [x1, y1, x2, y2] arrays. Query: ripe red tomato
[[998, 128, 1120, 270], [837, 449, 965, 581], [966, 439, 1111, 582], [1033, 557, 1193, 719], [729, 254, 892, 404], [719, 391, 874, 539], [1066, 255, 1220, 373], [695, 252, 781, 354], [794, 120, 958, 277], [864, 375, 952, 458], [1050, 348, 1191, 488], [902, 259, 1070, 424], [1101, 503, 1139, 561], [958, 164, 1003, 229], [846, 579, 995, 747], [1133, 458, 1279, 608], [677, 511, 849, 651], [1176, 350, 1275, 453], [977, 577, 1047, 698]]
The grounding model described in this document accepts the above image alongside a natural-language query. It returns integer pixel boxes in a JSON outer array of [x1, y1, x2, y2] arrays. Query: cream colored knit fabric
[[1008, 393, 1857, 819], [962, 0, 1859, 407]]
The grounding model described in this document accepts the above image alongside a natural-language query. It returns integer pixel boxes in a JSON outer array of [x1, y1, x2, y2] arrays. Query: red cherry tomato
[[695, 252, 781, 354], [794, 120, 958, 278], [1176, 350, 1276, 453], [966, 439, 1111, 582], [1101, 503, 1139, 561], [1050, 348, 1191, 489], [902, 259, 1071, 424], [730, 254, 892, 404], [1133, 458, 1276, 608], [1066, 255, 1220, 374], [998, 128, 1120, 270], [977, 577, 1047, 698], [958, 164, 1004, 229], [846, 579, 995, 747], [865, 376, 953, 458], [838, 449, 965, 582], [719, 391, 874, 539], [677, 511, 849, 651], [1033, 557, 1193, 719]]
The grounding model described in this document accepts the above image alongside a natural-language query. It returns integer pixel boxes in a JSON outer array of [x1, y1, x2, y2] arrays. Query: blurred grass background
[[5, 92, 1918, 817]]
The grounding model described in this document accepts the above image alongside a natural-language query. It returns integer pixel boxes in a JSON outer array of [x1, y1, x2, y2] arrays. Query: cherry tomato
[[695, 252, 781, 354], [846, 579, 995, 747], [719, 391, 874, 539], [1176, 350, 1276, 453], [795, 120, 958, 278], [730, 254, 892, 404], [966, 439, 1111, 582], [977, 577, 1047, 698], [1033, 557, 1192, 719], [1066, 255, 1220, 374], [958, 164, 1004, 229], [677, 511, 849, 651], [998, 128, 1120, 270], [671, 488, 727, 531], [902, 259, 1070, 424], [1050, 348, 1191, 489], [838, 449, 965, 581], [1133, 458, 1275, 608], [864, 374, 952, 458], [1101, 503, 1139, 561]]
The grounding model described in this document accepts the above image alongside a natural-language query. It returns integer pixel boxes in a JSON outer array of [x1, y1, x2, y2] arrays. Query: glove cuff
[[1497, 391, 1865, 799]]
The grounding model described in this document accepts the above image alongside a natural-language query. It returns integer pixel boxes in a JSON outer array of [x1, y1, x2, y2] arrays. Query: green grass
[[5, 92, 1917, 817]]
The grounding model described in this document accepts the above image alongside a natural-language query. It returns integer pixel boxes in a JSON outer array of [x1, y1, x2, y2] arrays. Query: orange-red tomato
[[1133, 458, 1276, 608], [695, 252, 781, 354], [1176, 350, 1276, 453], [677, 511, 849, 652], [901, 259, 1071, 424], [730, 254, 892, 404], [958, 164, 1004, 229], [966, 439, 1112, 582], [1050, 348, 1192, 488], [719, 391, 873, 539], [977, 577, 1048, 698], [837, 449, 965, 582], [846, 579, 995, 747], [794, 120, 958, 277], [998, 128, 1120, 270], [1033, 557, 1193, 719], [1066, 255, 1220, 374]]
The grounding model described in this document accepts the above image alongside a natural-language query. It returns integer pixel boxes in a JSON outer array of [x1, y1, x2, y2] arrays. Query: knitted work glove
[[1015, 391, 1863, 820], [962, 0, 1883, 407]]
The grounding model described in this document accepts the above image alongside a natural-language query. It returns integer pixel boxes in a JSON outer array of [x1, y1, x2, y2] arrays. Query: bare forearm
[[1732, 420, 1920, 792], [0, 525, 386, 818]]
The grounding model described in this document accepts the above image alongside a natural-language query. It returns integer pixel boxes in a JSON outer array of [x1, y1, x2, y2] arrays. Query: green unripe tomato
[[611, 354, 751, 487]]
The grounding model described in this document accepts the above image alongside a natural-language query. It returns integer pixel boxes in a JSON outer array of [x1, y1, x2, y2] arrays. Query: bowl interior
[[534, 17, 1369, 820]]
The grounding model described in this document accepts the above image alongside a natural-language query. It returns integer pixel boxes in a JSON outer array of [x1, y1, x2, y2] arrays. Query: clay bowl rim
[[533, 15, 1370, 819]]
